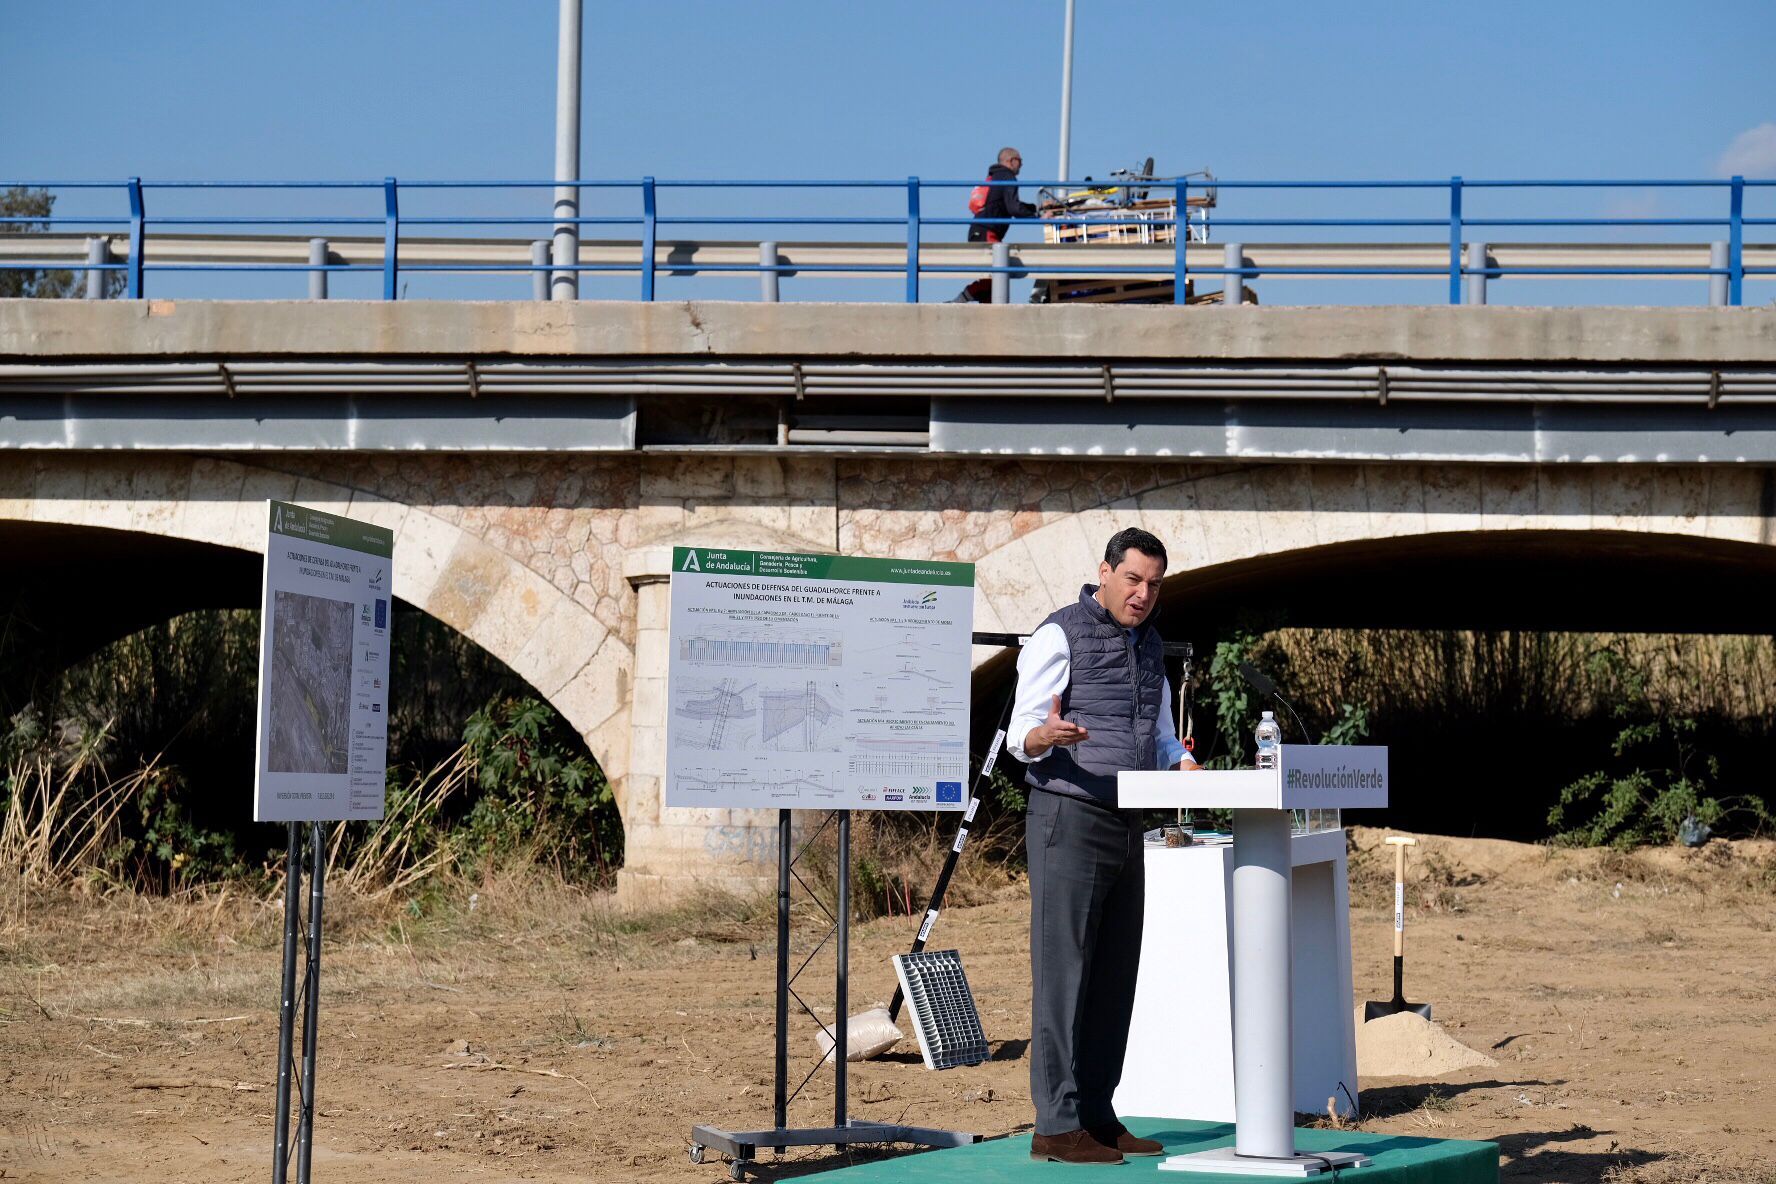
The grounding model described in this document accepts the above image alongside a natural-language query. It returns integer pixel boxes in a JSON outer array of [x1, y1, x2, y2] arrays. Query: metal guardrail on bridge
[[2, 176, 1773, 304]]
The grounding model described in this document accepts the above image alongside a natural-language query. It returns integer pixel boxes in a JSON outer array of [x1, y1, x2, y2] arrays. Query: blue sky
[[5, 0, 1772, 303]]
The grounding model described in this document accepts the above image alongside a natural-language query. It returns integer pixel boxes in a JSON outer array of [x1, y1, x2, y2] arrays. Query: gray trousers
[[1026, 788, 1145, 1135]]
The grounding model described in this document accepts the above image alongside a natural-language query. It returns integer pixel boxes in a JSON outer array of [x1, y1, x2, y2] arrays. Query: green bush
[[1547, 646, 1772, 848], [457, 695, 620, 880], [1204, 625, 1262, 769]]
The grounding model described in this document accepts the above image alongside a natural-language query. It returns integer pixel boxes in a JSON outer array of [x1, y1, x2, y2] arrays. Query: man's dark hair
[[1104, 527, 1167, 571]]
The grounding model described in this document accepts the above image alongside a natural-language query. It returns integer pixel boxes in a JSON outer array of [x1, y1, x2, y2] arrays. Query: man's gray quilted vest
[[1024, 584, 1166, 808]]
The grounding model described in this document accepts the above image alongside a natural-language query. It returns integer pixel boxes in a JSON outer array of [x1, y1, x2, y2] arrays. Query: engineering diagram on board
[[848, 734, 968, 779], [672, 678, 758, 750], [672, 677, 844, 753], [855, 632, 964, 713], [759, 681, 845, 751], [678, 627, 843, 670], [674, 768, 839, 803]]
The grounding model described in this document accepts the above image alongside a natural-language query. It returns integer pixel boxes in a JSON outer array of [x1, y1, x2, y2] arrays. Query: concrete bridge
[[4, 299, 1774, 901]]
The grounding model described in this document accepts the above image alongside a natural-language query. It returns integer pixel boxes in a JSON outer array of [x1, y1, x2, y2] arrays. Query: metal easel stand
[[272, 821, 328, 1184], [690, 809, 978, 1181]]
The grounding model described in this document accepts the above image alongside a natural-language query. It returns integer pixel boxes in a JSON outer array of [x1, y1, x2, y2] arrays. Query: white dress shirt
[[1006, 621, 1197, 769]]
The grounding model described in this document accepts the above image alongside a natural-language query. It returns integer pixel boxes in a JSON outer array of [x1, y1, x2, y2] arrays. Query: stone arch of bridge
[[967, 463, 1776, 649], [0, 455, 635, 821]]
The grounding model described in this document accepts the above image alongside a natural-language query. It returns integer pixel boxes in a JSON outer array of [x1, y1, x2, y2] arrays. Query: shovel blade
[[1363, 999, 1433, 1022]]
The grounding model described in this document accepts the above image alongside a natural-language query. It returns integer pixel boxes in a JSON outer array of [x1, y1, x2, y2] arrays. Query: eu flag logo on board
[[936, 781, 963, 804]]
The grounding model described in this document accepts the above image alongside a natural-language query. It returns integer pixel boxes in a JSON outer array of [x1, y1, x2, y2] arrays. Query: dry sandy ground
[[3, 830, 1774, 1184]]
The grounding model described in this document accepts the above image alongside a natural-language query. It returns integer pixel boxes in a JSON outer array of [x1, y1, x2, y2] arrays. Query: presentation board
[[665, 547, 974, 811], [253, 501, 393, 823]]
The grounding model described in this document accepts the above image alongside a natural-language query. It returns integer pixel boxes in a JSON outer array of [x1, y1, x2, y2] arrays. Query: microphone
[[1237, 660, 1315, 744], [1236, 660, 1276, 699]]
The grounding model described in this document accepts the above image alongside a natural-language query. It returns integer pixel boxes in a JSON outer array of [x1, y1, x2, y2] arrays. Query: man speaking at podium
[[1009, 527, 1200, 1165]]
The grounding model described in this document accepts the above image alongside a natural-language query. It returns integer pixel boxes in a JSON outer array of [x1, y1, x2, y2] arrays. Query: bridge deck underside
[[5, 357, 1776, 463]]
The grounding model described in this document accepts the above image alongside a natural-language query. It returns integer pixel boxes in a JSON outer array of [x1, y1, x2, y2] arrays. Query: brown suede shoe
[[1030, 1128, 1124, 1165], [1089, 1122, 1164, 1157]]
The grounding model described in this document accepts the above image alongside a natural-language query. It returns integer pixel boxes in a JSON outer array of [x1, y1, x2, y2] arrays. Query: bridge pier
[[617, 553, 784, 904], [609, 457, 841, 905]]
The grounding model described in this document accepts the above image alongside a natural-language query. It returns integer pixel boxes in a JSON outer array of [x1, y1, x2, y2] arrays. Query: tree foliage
[[458, 695, 619, 880], [1, 185, 124, 299]]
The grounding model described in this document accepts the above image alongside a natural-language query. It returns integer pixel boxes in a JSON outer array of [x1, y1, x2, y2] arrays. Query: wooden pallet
[[1036, 277, 1260, 306]]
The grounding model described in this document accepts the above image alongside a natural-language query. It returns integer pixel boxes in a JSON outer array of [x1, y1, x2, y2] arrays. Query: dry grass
[[797, 808, 1024, 924], [0, 864, 793, 1034], [0, 860, 777, 964], [1268, 629, 1776, 723], [1346, 826, 1776, 911], [0, 729, 161, 889], [7, 827, 1776, 1184], [0, 825, 1017, 1032], [322, 744, 474, 897]]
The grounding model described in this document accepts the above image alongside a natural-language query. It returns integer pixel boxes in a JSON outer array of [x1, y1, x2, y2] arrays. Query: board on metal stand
[[670, 548, 982, 1177], [689, 809, 979, 1179], [254, 501, 393, 1184]]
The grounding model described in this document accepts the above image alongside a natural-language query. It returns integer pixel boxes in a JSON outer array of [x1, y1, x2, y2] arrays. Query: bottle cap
[[1261, 710, 1274, 718]]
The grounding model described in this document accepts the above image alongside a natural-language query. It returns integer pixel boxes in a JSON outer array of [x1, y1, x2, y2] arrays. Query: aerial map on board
[[266, 589, 354, 774]]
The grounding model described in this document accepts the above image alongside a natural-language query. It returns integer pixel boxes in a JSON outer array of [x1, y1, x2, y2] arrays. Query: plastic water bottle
[[1254, 710, 1281, 770]]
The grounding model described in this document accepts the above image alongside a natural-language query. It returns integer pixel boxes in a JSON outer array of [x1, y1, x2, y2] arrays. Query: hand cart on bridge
[[1034, 162, 1256, 306]]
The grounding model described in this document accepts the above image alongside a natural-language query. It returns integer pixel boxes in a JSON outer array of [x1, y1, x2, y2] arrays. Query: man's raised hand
[[1041, 695, 1089, 748]]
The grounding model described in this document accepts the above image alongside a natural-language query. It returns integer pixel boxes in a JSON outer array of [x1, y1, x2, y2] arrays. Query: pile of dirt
[[1354, 1008, 1497, 1078]]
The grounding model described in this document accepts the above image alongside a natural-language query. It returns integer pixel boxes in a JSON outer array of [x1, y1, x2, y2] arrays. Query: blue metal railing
[[1, 176, 1771, 304]]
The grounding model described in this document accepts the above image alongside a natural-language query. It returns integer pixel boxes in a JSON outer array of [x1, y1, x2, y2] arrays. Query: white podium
[[1119, 745, 1387, 1178], [1115, 828, 1357, 1124]]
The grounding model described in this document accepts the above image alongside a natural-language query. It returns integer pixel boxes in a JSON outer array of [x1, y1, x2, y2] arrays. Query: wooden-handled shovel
[[1364, 836, 1433, 1021]]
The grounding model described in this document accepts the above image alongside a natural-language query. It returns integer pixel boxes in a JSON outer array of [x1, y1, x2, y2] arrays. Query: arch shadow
[[0, 519, 614, 874]]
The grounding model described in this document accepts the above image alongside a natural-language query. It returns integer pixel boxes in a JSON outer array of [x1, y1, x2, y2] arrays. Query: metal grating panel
[[892, 950, 989, 1071]]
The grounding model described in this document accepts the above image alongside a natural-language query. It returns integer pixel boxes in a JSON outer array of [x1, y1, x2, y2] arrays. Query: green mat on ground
[[814, 1118, 1497, 1183]]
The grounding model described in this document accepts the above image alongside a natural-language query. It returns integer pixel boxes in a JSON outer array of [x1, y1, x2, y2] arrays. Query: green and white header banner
[[269, 499, 394, 558], [672, 547, 973, 587], [666, 548, 975, 813]]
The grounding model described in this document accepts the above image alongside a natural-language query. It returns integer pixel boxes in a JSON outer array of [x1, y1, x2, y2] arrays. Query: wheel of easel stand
[[688, 1143, 705, 1164], [730, 1158, 750, 1181]]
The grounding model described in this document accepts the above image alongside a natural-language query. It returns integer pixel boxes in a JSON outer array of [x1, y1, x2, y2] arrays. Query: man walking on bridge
[[1010, 527, 1200, 1164], [952, 147, 1041, 302]]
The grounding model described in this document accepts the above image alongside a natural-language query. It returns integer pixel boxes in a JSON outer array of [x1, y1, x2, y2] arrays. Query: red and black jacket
[[969, 163, 1037, 243]]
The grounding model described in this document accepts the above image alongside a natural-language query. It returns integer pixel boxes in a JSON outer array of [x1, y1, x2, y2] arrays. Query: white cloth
[[1006, 621, 1196, 769]]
